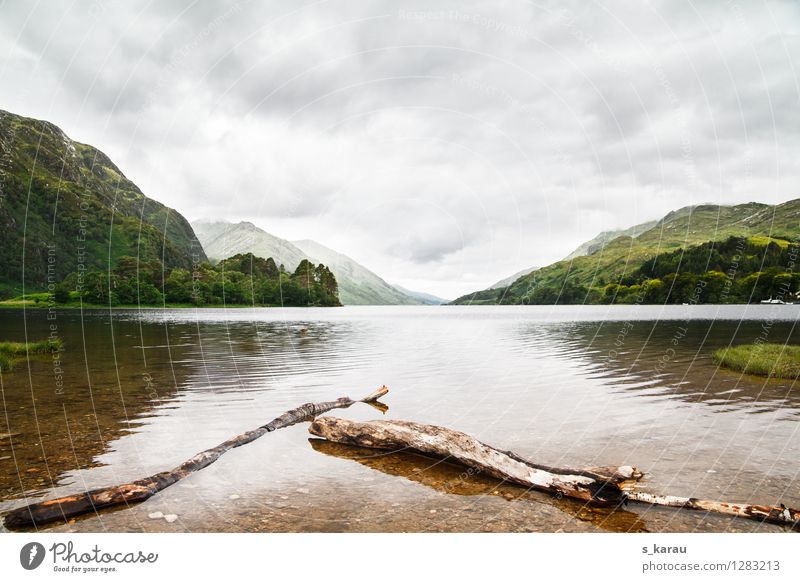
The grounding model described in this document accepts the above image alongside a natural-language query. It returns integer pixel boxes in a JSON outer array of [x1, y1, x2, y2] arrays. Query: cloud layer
[[1, 0, 799, 297]]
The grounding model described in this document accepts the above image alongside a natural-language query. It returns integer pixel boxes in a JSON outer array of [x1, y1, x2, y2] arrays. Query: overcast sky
[[1, 0, 799, 298]]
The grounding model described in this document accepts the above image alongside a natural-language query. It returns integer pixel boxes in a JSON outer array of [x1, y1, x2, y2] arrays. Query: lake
[[0, 305, 798, 532]]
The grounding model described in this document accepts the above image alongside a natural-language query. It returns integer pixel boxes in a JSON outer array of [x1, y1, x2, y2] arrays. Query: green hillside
[[0, 109, 205, 297], [453, 200, 800, 305]]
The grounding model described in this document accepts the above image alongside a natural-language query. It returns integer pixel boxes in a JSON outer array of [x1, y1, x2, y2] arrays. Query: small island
[[714, 343, 800, 378], [0, 338, 63, 372]]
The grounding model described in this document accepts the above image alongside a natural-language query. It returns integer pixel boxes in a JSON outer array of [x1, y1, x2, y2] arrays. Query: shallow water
[[0, 304, 798, 532]]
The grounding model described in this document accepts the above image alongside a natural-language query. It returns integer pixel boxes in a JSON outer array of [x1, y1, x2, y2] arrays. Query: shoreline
[[0, 302, 343, 309]]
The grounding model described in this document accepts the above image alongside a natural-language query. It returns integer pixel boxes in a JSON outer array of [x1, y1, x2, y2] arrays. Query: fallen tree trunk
[[3, 386, 389, 529], [308, 417, 643, 505], [309, 417, 800, 530]]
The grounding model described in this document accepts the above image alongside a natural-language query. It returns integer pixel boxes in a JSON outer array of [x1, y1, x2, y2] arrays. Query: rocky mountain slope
[[563, 219, 658, 260], [0, 109, 205, 295]]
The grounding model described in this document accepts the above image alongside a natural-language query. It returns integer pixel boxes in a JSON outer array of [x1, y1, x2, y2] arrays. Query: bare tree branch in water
[[3, 387, 389, 529]]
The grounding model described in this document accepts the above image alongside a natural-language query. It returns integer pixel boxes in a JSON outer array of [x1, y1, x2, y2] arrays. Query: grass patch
[[713, 343, 800, 378], [0, 338, 63, 372], [747, 235, 790, 248]]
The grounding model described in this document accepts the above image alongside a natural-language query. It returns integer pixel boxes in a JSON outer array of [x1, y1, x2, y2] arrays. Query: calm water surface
[[0, 305, 798, 532]]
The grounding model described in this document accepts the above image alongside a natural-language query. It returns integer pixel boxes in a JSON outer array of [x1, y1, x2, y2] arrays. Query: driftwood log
[[3, 386, 389, 529], [309, 417, 800, 530], [309, 417, 643, 505]]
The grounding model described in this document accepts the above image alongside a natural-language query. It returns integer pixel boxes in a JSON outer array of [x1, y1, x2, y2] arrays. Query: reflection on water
[[0, 305, 798, 532], [308, 439, 649, 532], [538, 318, 800, 413]]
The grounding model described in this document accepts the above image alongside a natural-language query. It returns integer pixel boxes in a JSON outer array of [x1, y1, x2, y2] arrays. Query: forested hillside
[[453, 200, 800, 305], [0, 109, 205, 297], [7, 252, 341, 307]]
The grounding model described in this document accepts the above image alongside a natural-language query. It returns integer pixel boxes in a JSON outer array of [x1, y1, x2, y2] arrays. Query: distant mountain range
[[0, 109, 204, 296], [291, 239, 422, 305], [391, 284, 449, 305], [7, 108, 790, 308], [453, 199, 800, 305], [0, 108, 445, 307], [192, 220, 306, 274], [193, 220, 447, 305]]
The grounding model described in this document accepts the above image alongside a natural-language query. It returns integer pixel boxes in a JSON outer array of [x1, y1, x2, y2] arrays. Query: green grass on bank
[[0, 338, 64, 372], [713, 343, 800, 378], [0, 291, 79, 307]]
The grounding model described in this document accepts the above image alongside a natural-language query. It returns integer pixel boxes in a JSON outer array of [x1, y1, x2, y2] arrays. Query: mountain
[[0, 109, 205, 296], [391, 284, 449, 305], [563, 219, 658, 260], [192, 220, 307, 271], [452, 199, 800, 305], [291, 239, 420, 306], [476, 218, 656, 294], [488, 266, 538, 290], [192, 220, 423, 305]]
